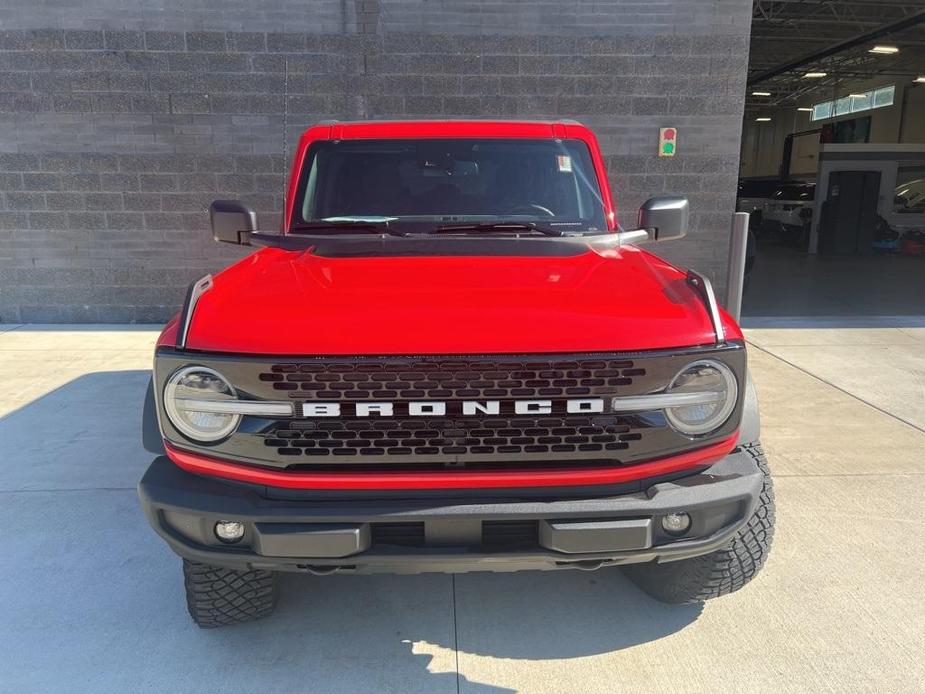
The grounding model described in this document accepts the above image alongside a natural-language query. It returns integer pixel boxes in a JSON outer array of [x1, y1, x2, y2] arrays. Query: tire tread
[[182, 559, 278, 628], [623, 442, 775, 604]]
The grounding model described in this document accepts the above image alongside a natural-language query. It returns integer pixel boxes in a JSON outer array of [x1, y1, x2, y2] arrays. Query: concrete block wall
[[0, 0, 752, 322]]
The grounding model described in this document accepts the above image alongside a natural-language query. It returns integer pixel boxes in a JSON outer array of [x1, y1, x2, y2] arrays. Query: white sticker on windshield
[[556, 155, 573, 173]]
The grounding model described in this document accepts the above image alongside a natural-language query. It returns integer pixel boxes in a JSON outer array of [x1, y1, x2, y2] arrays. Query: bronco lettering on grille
[[301, 398, 606, 418]]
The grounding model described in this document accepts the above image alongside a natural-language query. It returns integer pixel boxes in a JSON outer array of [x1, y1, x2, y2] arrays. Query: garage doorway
[[741, 148, 925, 324]]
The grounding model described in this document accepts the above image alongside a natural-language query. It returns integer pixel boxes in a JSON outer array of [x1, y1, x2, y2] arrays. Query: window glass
[[811, 84, 894, 121], [873, 86, 895, 108], [295, 138, 608, 232], [893, 166, 925, 214], [834, 96, 852, 116], [812, 101, 833, 121], [773, 184, 815, 201], [850, 92, 872, 112]]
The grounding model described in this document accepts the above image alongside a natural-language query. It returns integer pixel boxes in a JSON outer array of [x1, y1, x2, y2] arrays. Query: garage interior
[[739, 2, 925, 321]]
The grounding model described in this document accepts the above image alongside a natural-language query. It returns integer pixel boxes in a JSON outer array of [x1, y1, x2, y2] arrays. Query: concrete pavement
[[0, 324, 923, 693]]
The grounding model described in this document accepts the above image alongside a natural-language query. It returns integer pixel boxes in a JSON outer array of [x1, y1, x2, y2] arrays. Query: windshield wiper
[[289, 221, 407, 236], [428, 221, 564, 237]]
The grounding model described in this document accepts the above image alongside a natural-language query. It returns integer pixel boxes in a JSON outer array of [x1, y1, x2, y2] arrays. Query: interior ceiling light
[[797, 107, 813, 112], [804, 72, 827, 78], [751, 91, 771, 96], [755, 117, 772, 122], [915, 77, 925, 83], [869, 45, 899, 54], [849, 93, 866, 98]]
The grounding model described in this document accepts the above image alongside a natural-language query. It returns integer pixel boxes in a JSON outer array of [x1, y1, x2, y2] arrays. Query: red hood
[[183, 245, 735, 355]]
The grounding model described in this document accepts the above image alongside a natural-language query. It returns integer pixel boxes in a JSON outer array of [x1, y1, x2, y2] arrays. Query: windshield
[[293, 138, 607, 233], [738, 178, 785, 199], [773, 184, 815, 201]]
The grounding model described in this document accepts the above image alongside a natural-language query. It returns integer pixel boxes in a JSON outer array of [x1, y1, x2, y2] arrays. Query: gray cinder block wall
[[0, 0, 752, 323]]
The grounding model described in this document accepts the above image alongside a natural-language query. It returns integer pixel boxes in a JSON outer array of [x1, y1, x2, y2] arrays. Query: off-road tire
[[622, 442, 775, 604], [182, 559, 279, 628]]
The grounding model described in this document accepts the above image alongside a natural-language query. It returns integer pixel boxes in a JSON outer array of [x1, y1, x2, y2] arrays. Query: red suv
[[139, 120, 774, 628]]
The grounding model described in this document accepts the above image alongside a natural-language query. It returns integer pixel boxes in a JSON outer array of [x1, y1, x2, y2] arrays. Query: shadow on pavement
[[449, 570, 702, 659], [0, 370, 155, 491], [0, 370, 702, 693]]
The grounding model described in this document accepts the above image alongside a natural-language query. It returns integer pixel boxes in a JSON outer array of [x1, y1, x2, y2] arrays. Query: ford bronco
[[139, 120, 774, 628]]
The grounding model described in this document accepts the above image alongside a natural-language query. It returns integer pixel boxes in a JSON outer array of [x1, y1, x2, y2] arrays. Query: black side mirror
[[637, 196, 689, 241], [210, 200, 257, 245]]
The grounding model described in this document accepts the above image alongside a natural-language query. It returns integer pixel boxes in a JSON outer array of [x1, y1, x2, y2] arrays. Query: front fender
[[739, 370, 761, 446], [142, 376, 166, 455]]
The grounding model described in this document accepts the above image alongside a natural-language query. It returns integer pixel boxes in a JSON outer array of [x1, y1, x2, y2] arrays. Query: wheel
[[182, 559, 279, 628], [622, 442, 775, 604]]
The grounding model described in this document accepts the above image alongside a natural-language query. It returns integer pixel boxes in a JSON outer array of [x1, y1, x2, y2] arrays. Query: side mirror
[[210, 200, 257, 245], [637, 196, 689, 241]]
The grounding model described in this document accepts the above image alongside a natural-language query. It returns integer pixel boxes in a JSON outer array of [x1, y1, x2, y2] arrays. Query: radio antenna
[[281, 57, 290, 215]]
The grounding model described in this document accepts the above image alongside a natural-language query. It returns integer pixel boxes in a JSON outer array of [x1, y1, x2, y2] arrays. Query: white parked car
[[763, 183, 815, 231], [894, 178, 925, 214]]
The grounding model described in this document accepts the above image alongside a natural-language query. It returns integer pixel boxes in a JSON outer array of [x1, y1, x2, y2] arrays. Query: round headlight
[[664, 360, 738, 436], [164, 366, 240, 442]]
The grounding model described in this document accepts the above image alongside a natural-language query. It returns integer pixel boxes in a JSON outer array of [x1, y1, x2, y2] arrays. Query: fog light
[[661, 513, 691, 536], [214, 520, 245, 543]]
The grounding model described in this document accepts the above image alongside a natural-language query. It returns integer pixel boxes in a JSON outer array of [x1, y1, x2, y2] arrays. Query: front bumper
[[138, 448, 764, 574]]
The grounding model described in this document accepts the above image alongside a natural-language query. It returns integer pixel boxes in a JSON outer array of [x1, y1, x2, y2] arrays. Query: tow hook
[[298, 564, 348, 576], [561, 560, 606, 571]]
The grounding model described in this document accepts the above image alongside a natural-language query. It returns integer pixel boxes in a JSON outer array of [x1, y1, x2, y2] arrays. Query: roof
[[314, 118, 584, 127], [747, 3, 925, 109], [300, 119, 591, 141]]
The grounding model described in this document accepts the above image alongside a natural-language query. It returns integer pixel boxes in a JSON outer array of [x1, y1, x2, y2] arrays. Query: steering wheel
[[507, 203, 556, 217]]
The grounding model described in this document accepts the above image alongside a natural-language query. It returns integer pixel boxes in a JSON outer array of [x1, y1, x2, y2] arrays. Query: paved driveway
[[1, 324, 923, 693]]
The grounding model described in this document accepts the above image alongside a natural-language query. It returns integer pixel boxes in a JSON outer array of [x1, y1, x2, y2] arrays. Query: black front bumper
[[138, 449, 764, 574]]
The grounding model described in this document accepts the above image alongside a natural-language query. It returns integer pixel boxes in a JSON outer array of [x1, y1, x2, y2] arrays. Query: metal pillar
[[725, 212, 750, 322]]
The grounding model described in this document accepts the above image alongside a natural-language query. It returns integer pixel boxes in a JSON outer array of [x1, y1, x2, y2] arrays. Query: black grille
[[155, 344, 746, 472], [263, 414, 642, 460], [259, 357, 645, 400]]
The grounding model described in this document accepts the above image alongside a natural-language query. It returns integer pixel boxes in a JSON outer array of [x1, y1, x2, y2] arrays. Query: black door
[[819, 170, 882, 255]]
